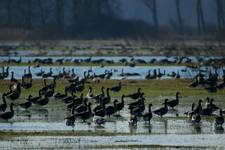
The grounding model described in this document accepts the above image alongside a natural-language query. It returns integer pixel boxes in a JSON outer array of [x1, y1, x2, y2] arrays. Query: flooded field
[[0, 96, 225, 149]]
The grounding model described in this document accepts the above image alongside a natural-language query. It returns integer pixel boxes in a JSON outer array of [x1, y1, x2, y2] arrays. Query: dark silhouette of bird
[[0, 93, 7, 112], [167, 92, 180, 109], [153, 99, 168, 117], [110, 81, 122, 92], [0, 103, 14, 120], [215, 109, 224, 127], [142, 104, 153, 123]]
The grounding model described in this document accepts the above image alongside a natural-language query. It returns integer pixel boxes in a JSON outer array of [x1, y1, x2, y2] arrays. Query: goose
[[54, 88, 68, 100], [0, 93, 7, 112], [126, 88, 142, 99], [6, 83, 21, 100], [94, 103, 106, 118], [93, 97, 105, 112], [102, 88, 111, 104], [44, 87, 55, 98], [110, 81, 122, 92], [93, 115, 106, 126], [23, 66, 32, 78], [142, 104, 153, 123], [153, 99, 168, 117], [205, 97, 210, 108], [0, 103, 14, 120], [115, 95, 125, 114], [21, 76, 32, 89], [184, 103, 195, 118], [61, 92, 76, 104], [209, 99, 219, 112], [36, 69, 44, 76], [74, 103, 92, 122], [67, 93, 84, 110], [128, 110, 138, 126], [64, 115, 76, 126], [194, 100, 203, 115], [215, 110, 224, 127], [74, 98, 88, 113], [167, 92, 180, 109], [191, 113, 201, 124], [10, 71, 18, 83], [86, 87, 94, 100], [35, 96, 49, 106], [93, 87, 105, 103], [42, 68, 53, 78], [128, 95, 144, 110], [130, 98, 145, 116], [19, 95, 32, 109], [105, 100, 117, 117], [29, 90, 42, 103]]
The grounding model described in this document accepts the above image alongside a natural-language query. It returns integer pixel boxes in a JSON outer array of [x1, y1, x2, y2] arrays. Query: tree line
[[0, 0, 224, 39]]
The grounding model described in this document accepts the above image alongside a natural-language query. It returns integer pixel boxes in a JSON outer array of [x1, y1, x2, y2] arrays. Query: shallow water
[[3, 65, 224, 80], [0, 97, 225, 149]]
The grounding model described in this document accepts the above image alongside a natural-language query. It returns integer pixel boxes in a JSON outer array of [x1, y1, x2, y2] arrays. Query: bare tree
[[216, 0, 225, 31], [37, 0, 46, 27], [7, 0, 12, 26], [17, 0, 33, 29], [142, 0, 159, 31], [56, 0, 64, 32], [175, 0, 183, 33], [196, 0, 205, 34]]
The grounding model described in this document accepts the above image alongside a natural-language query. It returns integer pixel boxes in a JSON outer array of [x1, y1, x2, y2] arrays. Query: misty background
[[0, 0, 224, 40]]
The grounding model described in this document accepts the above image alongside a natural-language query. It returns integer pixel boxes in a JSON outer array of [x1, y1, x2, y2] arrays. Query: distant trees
[[215, 0, 225, 31], [56, 0, 64, 33], [141, 0, 159, 32], [0, 0, 225, 39], [175, 0, 183, 34], [196, 0, 205, 34], [6, 0, 12, 26]]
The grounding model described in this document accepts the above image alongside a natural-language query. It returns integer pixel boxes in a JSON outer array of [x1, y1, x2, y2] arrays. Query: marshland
[[1, 0, 225, 149]]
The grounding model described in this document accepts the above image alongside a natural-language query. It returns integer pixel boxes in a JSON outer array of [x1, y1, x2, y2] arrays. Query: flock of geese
[[2, 56, 225, 67], [0, 66, 224, 130]]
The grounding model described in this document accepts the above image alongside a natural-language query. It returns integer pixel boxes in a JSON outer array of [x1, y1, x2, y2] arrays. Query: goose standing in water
[[102, 88, 111, 105], [74, 103, 92, 122], [0, 103, 14, 120], [128, 109, 138, 126], [93, 87, 105, 103], [105, 100, 117, 117], [115, 95, 125, 115], [167, 92, 180, 109], [10, 71, 18, 83], [19, 95, 32, 109], [35, 95, 49, 106], [142, 104, 153, 123], [215, 110, 224, 127], [153, 99, 168, 117], [0, 93, 7, 112], [93, 115, 106, 126], [194, 100, 203, 115]]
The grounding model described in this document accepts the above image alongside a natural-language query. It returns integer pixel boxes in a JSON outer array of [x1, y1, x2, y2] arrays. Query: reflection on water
[[0, 107, 223, 135], [0, 107, 224, 149]]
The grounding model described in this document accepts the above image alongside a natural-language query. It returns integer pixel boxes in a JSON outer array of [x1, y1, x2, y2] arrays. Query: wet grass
[[0, 79, 224, 101]]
